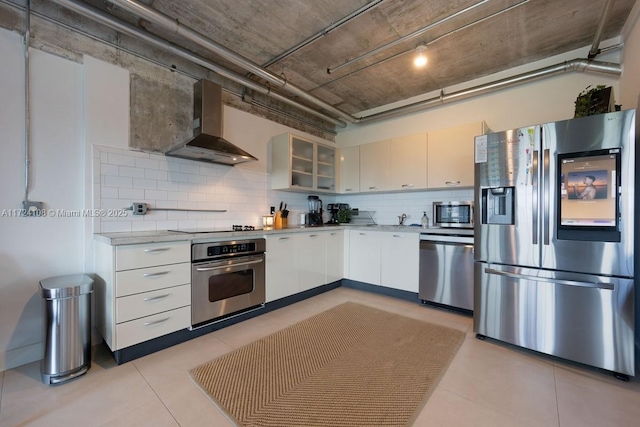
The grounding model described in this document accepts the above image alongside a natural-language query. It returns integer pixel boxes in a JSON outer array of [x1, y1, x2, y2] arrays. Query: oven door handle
[[196, 258, 264, 271]]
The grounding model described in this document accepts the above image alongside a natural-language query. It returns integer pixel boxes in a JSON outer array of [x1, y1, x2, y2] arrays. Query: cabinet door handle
[[144, 317, 170, 327], [345, 188, 353, 192], [278, 237, 290, 241], [143, 293, 170, 302], [359, 232, 367, 236], [331, 232, 338, 236], [144, 247, 170, 253], [401, 184, 414, 188], [143, 271, 170, 278], [445, 181, 461, 186], [369, 186, 379, 190], [309, 234, 318, 238], [392, 234, 405, 238]]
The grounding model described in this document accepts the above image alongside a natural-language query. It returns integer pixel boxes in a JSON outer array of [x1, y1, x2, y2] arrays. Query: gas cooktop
[[168, 225, 261, 234]]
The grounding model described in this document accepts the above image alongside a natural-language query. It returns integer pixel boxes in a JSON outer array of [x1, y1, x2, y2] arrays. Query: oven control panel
[[207, 242, 256, 257]]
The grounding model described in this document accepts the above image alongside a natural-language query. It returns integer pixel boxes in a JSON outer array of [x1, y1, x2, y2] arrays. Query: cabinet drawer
[[116, 284, 190, 323], [116, 242, 190, 271], [116, 306, 191, 350], [116, 263, 190, 297]]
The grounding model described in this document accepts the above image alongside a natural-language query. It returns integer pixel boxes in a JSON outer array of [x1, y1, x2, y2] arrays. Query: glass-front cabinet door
[[316, 144, 335, 191], [291, 137, 314, 189], [271, 133, 336, 193]]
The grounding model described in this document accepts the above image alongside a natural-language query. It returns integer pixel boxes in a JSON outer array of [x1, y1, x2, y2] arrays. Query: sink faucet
[[398, 213, 407, 226]]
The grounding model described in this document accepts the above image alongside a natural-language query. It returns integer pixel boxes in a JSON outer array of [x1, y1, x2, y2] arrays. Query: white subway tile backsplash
[[104, 175, 133, 188], [133, 178, 158, 189], [119, 166, 145, 178], [119, 188, 145, 199], [145, 189, 168, 200], [145, 169, 168, 181], [95, 145, 471, 233], [107, 153, 135, 167], [134, 158, 159, 170]]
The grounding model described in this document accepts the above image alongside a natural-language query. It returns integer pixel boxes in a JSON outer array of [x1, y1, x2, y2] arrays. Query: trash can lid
[[39, 274, 94, 299]]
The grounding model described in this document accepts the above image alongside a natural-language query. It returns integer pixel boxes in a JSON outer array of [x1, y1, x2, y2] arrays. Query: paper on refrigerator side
[[475, 135, 488, 163], [521, 127, 536, 186]]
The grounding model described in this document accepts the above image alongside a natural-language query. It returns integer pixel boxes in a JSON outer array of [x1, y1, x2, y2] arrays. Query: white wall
[[620, 1, 640, 110], [0, 28, 84, 371]]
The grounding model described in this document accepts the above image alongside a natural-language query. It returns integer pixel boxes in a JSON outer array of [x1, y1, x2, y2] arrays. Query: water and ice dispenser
[[481, 187, 515, 225]]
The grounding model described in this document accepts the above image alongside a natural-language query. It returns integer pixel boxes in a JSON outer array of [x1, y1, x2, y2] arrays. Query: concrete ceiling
[[54, 0, 639, 121]]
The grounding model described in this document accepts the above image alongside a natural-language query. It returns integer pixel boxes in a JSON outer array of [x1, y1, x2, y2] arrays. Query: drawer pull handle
[[309, 234, 318, 238], [143, 271, 170, 278], [401, 184, 414, 188], [143, 293, 170, 302], [279, 237, 290, 241], [392, 234, 405, 238], [144, 248, 170, 253], [445, 181, 461, 186], [144, 317, 170, 327], [345, 188, 353, 191], [369, 186, 379, 190], [359, 232, 367, 236], [331, 232, 337, 236]]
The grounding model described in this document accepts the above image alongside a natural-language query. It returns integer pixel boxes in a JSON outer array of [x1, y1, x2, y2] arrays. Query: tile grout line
[[130, 361, 182, 427], [553, 364, 562, 427]]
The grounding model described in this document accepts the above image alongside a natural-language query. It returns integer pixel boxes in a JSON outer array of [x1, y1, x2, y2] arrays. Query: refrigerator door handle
[[484, 268, 614, 290], [532, 150, 539, 245], [543, 149, 550, 245]]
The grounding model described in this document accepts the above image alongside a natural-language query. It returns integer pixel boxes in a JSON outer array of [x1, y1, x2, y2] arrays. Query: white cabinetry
[[265, 234, 299, 302], [326, 230, 344, 283], [337, 146, 360, 193], [94, 241, 191, 351], [347, 229, 382, 285], [348, 229, 419, 293], [380, 232, 419, 292], [390, 133, 427, 191], [298, 232, 327, 292], [359, 140, 390, 192], [427, 121, 485, 189], [271, 133, 336, 192]]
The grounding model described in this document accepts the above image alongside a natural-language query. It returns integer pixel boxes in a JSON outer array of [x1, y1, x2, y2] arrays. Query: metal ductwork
[[52, 0, 623, 128]]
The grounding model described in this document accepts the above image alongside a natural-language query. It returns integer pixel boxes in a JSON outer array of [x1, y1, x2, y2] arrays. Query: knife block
[[274, 211, 287, 229]]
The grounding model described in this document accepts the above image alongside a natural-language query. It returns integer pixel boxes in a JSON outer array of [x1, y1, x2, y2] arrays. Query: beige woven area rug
[[190, 302, 465, 427]]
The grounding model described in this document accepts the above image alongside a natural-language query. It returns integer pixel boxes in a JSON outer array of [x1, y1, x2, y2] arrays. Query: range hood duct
[[164, 80, 257, 165]]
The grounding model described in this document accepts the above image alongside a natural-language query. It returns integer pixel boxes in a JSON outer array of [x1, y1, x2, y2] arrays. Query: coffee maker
[[326, 203, 340, 225], [306, 196, 323, 226]]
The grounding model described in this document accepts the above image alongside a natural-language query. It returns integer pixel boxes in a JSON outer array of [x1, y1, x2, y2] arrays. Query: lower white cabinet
[[348, 229, 419, 293], [266, 230, 335, 302], [326, 230, 344, 283], [265, 234, 299, 302], [380, 232, 419, 292], [298, 232, 327, 292], [347, 230, 382, 285], [94, 240, 191, 351]]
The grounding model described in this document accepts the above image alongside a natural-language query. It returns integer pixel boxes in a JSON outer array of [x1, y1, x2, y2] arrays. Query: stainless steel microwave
[[433, 201, 474, 228]]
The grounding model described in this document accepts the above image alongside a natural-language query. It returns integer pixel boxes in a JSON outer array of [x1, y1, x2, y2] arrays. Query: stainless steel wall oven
[[191, 238, 266, 327]]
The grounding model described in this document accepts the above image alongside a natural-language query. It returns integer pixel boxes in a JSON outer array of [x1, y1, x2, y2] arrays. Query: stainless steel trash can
[[39, 274, 93, 385]]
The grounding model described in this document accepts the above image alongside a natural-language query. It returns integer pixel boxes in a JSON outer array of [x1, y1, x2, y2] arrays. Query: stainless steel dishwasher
[[419, 233, 474, 312]]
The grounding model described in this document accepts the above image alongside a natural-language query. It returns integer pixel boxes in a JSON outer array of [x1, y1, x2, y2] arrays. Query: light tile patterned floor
[[1, 287, 639, 426]]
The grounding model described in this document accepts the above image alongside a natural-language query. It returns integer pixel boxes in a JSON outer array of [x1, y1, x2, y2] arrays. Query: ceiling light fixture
[[414, 45, 428, 67]]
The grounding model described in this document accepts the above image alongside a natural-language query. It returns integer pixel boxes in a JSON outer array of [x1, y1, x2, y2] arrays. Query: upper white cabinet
[[390, 133, 427, 191], [427, 121, 485, 189], [360, 140, 390, 192], [271, 133, 336, 192], [337, 146, 360, 193]]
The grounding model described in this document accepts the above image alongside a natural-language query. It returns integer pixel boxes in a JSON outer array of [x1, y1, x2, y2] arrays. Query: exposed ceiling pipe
[[50, 0, 625, 129], [262, 0, 387, 68], [356, 58, 622, 124], [106, 0, 358, 124], [23, 0, 31, 203], [588, 0, 616, 59], [327, 0, 493, 74], [50, 0, 347, 128]]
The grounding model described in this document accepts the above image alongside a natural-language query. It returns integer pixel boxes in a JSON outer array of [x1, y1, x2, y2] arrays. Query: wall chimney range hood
[[164, 79, 258, 166]]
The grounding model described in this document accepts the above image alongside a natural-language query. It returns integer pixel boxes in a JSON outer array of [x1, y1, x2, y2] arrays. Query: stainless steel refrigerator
[[473, 109, 636, 377]]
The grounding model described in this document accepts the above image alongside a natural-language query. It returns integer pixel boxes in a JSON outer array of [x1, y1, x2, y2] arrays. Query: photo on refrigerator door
[[558, 151, 618, 228]]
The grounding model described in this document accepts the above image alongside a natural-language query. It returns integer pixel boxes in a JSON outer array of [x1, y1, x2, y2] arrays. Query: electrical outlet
[[132, 202, 148, 215], [22, 201, 44, 217]]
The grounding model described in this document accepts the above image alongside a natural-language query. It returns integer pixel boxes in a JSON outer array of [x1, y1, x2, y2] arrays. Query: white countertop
[[94, 224, 473, 246]]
